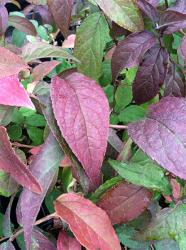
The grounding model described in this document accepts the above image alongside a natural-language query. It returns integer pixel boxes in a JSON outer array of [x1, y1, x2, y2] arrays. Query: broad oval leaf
[[0, 47, 28, 79], [94, 0, 144, 32], [21, 42, 78, 62], [57, 230, 81, 250], [0, 126, 41, 193], [133, 46, 169, 104], [97, 181, 152, 225], [8, 15, 37, 36], [47, 0, 73, 38], [16, 133, 63, 250], [111, 31, 156, 81], [54, 193, 121, 250], [128, 97, 186, 181], [74, 12, 110, 81], [0, 75, 34, 109], [51, 73, 109, 190], [0, 4, 8, 36]]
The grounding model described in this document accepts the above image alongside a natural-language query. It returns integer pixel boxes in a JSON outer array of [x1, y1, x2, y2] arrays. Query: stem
[[109, 124, 128, 130], [12, 142, 35, 149]]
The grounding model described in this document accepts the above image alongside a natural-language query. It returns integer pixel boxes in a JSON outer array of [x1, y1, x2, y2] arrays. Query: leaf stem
[[12, 142, 35, 149], [109, 124, 128, 130]]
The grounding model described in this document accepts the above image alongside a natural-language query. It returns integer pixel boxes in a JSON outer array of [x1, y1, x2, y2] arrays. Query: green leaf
[[176, 231, 186, 250], [104, 84, 114, 104], [12, 29, 26, 47], [25, 114, 46, 127], [154, 240, 179, 250], [0, 105, 14, 126], [119, 105, 146, 123], [27, 127, 44, 145], [115, 84, 132, 109], [94, 0, 144, 32], [7, 125, 22, 141], [61, 167, 73, 193], [45, 188, 61, 213], [0, 171, 18, 197], [74, 12, 110, 81], [99, 60, 112, 87], [109, 150, 171, 195]]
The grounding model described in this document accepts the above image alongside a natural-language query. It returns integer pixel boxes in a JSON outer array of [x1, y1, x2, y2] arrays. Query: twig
[[109, 124, 128, 130], [12, 142, 35, 149]]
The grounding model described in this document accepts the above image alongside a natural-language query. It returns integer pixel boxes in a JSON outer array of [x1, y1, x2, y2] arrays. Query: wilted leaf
[[133, 46, 169, 104], [136, 0, 158, 22], [0, 4, 8, 36], [111, 31, 156, 81], [47, 0, 73, 38], [74, 12, 110, 81], [94, 0, 144, 32], [0, 75, 34, 109], [51, 73, 109, 190], [16, 133, 63, 250], [54, 193, 121, 250], [57, 230, 81, 250], [32, 61, 60, 82], [8, 15, 37, 36], [0, 126, 41, 193], [128, 97, 186, 181], [21, 42, 78, 62], [0, 47, 28, 79], [97, 181, 152, 225], [31, 228, 56, 250]]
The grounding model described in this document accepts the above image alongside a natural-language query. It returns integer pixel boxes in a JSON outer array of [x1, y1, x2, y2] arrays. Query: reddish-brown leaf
[[57, 230, 81, 250], [47, 0, 73, 38], [0, 47, 28, 79], [51, 73, 109, 190], [0, 4, 8, 36], [32, 61, 60, 82], [97, 181, 152, 225], [0, 126, 41, 193], [54, 193, 121, 250], [0, 75, 34, 109]]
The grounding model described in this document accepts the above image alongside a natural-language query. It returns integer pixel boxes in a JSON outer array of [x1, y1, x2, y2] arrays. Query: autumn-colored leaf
[[51, 73, 109, 190], [57, 230, 81, 250], [54, 193, 121, 250], [0, 75, 34, 109], [0, 126, 41, 193], [0, 4, 8, 36], [97, 181, 152, 225]]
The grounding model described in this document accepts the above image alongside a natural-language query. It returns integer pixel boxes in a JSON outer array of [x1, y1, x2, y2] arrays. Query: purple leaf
[[31, 228, 57, 250], [133, 46, 169, 104], [16, 133, 63, 250], [168, 0, 186, 14], [0, 126, 41, 193], [0, 4, 8, 36], [147, 0, 159, 6], [179, 35, 186, 64], [0, 75, 34, 109], [57, 230, 81, 250], [51, 73, 109, 190], [0, 242, 15, 250], [128, 97, 186, 180], [136, 0, 158, 22], [3, 194, 15, 237], [111, 31, 156, 81], [164, 63, 185, 97]]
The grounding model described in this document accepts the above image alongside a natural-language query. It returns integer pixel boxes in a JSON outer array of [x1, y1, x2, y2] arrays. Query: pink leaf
[[0, 126, 41, 193], [51, 73, 109, 190], [0, 75, 34, 109], [0, 47, 28, 79], [62, 34, 76, 49], [57, 230, 81, 250], [0, 4, 8, 36], [54, 193, 121, 250]]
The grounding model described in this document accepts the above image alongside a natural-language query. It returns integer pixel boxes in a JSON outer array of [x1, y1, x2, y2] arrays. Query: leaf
[[136, 0, 158, 22], [47, 0, 73, 38], [57, 230, 81, 250], [115, 84, 132, 109], [0, 170, 18, 197], [26, 0, 47, 4], [154, 240, 179, 250], [51, 73, 109, 190], [168, 0, 186, 14], [94, 0, 144, 32], [54, 193, 121, 250], [0, 4, 8, 36], [31, 228, 57, 250], [179, 35, 186, 64], [118, 105, 146, 123], [3, 194, 15, 237], [133, 46, 169, 104], [16, 133, 63, 250], [0, 47, 28, 79], [8, 15, 37, 36], [32, 61, 60, 82], [97, 181, 152, 225], [0, 105, 14, 126], [128, 97, 186, 181], [21, 42, 78, 62], [74, 12, 110, 81], [176, 231, 186, 250], [108, 128, 123, 153], [0, 242, 15, 250], [0, 75, 34, 109], [164, 63, 185, 97], [111, 31, 156, 81], [109, 150, 172, 195], [0, 126, 41, 193]]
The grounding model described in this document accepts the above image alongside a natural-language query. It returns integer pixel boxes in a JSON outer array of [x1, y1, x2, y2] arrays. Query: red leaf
[[0, 47, 28, 79], [0, 75, 34, 109], [0, 4, 8, 36], [111, 31, 156, 81], [97, 181, 152, 225], [128, 97, 186, 181], [51, 73, 109, 190], [0, 126, 41, 193], [57, 230, 81, 250], [54, 193, 121, 250], [47, 0, 73, 38], [32, 61, 60, 82]]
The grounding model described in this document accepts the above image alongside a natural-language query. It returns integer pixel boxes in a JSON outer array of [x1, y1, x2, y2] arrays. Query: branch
[[109, 124, 128, 130]]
